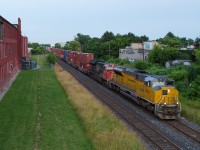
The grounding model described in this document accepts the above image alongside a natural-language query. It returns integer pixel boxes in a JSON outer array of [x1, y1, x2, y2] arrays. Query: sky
[[1, 0, 200, 45]]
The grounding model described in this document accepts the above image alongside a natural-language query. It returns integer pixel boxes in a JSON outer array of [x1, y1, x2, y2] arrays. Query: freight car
[[48, 48, 181, 119], [49, 48, 94, 74], [0, 16, 29, 93]]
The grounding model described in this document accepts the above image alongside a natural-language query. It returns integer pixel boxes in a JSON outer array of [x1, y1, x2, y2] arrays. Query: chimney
[[18, 18, 21, 32]]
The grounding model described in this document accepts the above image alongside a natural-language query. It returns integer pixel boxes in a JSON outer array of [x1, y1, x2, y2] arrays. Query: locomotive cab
[[147, 76, 181, 119]]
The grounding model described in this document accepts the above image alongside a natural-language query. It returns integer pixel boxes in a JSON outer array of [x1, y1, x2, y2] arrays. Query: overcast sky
[[1, 0, 200, 45]]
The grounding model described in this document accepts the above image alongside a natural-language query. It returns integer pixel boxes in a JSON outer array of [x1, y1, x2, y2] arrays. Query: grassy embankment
[[0, 55, 94, 150], [180, 97, 200, 125], [54, 63, 145, 150]]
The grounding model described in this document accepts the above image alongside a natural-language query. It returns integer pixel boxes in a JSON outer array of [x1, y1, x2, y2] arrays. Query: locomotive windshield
[[152, 81, 165, 88], [165, 80, 174, 86], [106, 68, 114, 71]]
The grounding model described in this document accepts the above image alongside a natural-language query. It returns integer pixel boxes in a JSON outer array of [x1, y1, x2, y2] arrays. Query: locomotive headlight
[[164, 102, 166, 105], [177, 102, 179, 105], [168, 89, 170, 93]]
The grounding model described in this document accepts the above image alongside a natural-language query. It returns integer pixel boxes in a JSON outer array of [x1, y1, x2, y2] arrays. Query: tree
[[29, 42, 40, 49], [188, 75, 200, 99], [55, 43, 61, 48], [194, 37, 200, 48], [74, 33, 91, 52], [159, 36, 182, 48], [165, 32, 175, 38], [140, 35, 149, 42], [47, 53, 56, 64], [84, 37, 101, 59], [159, 33, 196, 49], [30, 43, 45, 55], [134, 60, 150, 70], [64, 40, 81, 51], [194, 49, 200, 61], [148, 45, 178, 65], [101, 31, 115, 42], [181, 37, 194, 47]]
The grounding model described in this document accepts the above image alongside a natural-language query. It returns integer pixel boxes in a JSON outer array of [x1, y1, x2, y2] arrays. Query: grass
[[0, 55, 94, 150], [54, 63, 146, 150], [180, 96, 200, 125]]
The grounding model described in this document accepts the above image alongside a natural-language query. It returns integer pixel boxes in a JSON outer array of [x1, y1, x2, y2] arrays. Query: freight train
[[49, 48, 181, 119], [0, 16, 30, 94]]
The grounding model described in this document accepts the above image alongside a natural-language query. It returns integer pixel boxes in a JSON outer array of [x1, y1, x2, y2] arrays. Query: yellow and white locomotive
[[110, 66, 181, 119]]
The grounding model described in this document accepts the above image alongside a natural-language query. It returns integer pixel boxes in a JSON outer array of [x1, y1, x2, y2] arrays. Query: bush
[[148, 46, 178, 65], [119, 59, 131, 66], [188, 75, 200, 99], [107, 58, 121, 64], [47, 53, 56, 64], [31, 47, 45, 55], [133, 60, 150, 70]]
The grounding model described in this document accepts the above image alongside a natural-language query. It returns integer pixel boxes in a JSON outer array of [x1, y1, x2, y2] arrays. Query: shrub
[[148, 45, 178, 65], [133, 60, 150, 70], [47, 53, 56, 64], [188, 75, 200, 99], [31, 47, 45, 55]]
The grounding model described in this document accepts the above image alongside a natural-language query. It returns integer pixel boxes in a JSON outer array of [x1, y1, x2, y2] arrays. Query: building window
[[0, 21, 3, 41]]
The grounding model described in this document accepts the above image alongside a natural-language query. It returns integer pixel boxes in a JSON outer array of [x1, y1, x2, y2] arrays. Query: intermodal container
[[68, 51, 75, 64], [79, 53, 94, 73], [63, 50, 69, 62], [73, 52, 81, 68], [59, 50, 64, 59]]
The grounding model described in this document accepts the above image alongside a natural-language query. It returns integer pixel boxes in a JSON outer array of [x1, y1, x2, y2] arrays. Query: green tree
[[64, 41, 81, 51], [148, 45, 178, 65], [47, 53, 56, 64], [188, 75, 200, 99], [74, 33, 91, 52], [165, 32, 175, 38], [55, 43, 61, 48], [158, 32, 185, 48], [134, 60, 150, 70], [29, 42, 40, 49], [84, 37, 101, 59], [160, 37, 182, 48], [31, 45, 45, 55], [140, 35, 149, 42], [101, 31, 115, 42], [194, 49, 200, 61]]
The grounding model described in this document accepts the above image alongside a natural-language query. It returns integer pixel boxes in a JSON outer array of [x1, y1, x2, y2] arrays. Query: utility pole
[[142, 40, 145, 61], [109, 43, 110, 59]]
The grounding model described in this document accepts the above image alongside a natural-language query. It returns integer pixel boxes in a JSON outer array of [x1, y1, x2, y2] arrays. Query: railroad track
[[57, 59, 181, 150], [166, 120, 200, 145]]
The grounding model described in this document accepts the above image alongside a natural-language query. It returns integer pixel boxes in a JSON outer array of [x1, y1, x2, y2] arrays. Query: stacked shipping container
[[79, 53, 94, 73], [48, 48, 94, 74]]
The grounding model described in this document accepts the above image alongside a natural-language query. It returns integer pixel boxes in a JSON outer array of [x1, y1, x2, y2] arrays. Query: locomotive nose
[[161, 87, 178, 105]]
